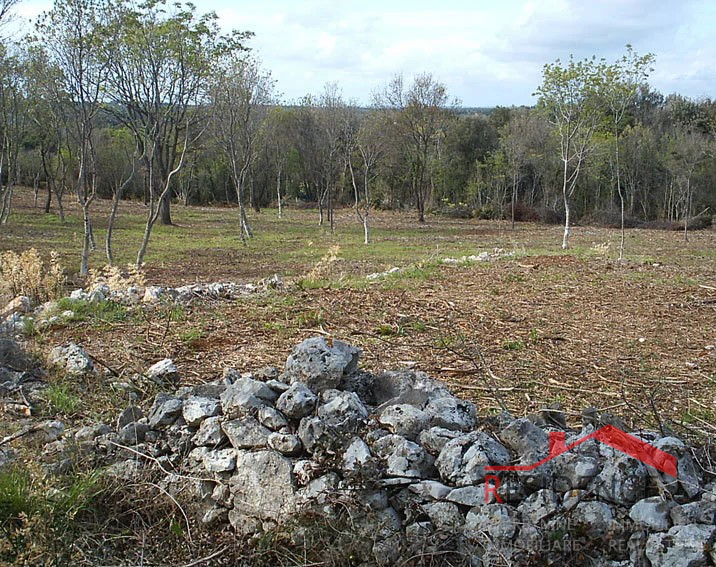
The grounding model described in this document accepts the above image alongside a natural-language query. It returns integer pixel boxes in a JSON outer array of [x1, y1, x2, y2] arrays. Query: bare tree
[[210, 55, 275, 243]]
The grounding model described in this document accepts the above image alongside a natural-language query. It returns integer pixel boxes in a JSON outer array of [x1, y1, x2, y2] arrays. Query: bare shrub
[[0, 249, 65, 305]]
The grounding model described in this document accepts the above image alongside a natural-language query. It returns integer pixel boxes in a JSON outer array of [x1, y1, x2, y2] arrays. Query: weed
[[296, 310, 324, 328], [180, 327, 207, 348], [0, 248, 65, 304], [43, 382, 82, 416], [406, 320, 427, 333], [506, 273, 525, 283], [503, 339, 525, 351], [54, 298, 128, 325], [375, 324, 400, 337]]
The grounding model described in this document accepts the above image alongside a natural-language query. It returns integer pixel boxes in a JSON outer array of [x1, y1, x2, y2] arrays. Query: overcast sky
[[15, 0, 716, 106]]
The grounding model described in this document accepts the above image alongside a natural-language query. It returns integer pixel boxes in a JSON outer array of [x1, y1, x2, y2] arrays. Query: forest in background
[[0, 0, 714, 272]]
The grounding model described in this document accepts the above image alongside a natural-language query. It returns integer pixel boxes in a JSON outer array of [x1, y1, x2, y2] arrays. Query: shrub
[[0, 249, 65, 305]]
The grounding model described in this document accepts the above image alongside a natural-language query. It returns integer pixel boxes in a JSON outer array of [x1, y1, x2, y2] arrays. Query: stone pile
[[59, 336, 714, 567]]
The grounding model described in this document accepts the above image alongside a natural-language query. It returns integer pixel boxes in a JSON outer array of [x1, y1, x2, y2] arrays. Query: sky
[[13, 0, 716, 107]]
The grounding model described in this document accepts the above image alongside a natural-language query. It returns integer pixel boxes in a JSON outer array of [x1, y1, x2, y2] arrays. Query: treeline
[[0, 0, 714, 271]]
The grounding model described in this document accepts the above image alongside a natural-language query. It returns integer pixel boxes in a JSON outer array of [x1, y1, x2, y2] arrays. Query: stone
[[222, 417, 271, 450], [0, 296, 31, 319], [371, 434, 407, 459], [419, 427, 462, 455], [342, 437, 372, 472], [385, 439, 435, 478], [148, 393, 183, 428], [220, 377, 277, 418], [257, 407, 289, 431], [445, 485, 487, 507], [48, 343, 95, 376], [372, 370, 450, 408], [203, 448, 236, 473], [408, 480, 451, 501], [421, 501, 464, 530], [378, 404, 429, 440], [651, 437, 701, 498], [117, 422, 149, 445], [630, 497, 677, 532], [293, 459, 321, 486], [671, 501, 716, 526], [435, 432, 511, 486], [517, 488, 561, 524], [147, 358, 180, 386], [498, 418, 549, 459], [297, 472, 340, 504], [212, 483, 232, 507], [317, 389, 368, 428], [116, 406, 144, 429], [284, 337, 361, 393], [229, 450, 296, 521], [75, 423, 111, 442], [228, 510, 262, 537], [36, 420, 65, 443], [182, 396, 221, 427], [592, 446, 648, 505], [192, 416, 225, 446], [465, 504, 518, 540], [104, 459, 143, 480], [201, 505, 228, 526], [645, 524, 716, 567], [550, 452, 602, 491], [0, 338, 32, 370], [268, 432, 303, 456], [424, 396, 477, 432], [570, 501, 615, 538], [276, 382, 318, 419]]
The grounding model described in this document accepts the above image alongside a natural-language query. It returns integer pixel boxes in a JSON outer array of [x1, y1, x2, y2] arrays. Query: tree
[[536, 56, 605, 249], [101, 0, 250, 268], [601, 46, 654, 259], [210, 55, 275, 242], [35, 0, 108, 275], [377, 73, 453, 222]]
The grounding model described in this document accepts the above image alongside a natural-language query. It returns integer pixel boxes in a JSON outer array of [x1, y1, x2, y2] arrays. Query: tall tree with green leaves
[[536, 56, 605, 248], [101, 0, 250, 268], [602, 46, 654, 259], [35, 0, 109, 275]]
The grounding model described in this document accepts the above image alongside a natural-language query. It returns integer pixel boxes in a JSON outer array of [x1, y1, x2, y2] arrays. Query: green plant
[[43, 382, 82, 416], [375, 324, 400, 337], [503, 339, 525, 351], [54, 298, 128, 325]]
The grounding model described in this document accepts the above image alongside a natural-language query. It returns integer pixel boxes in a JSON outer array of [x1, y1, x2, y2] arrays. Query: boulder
[[630, 496, 676, 532], [435, 432, 511, 486], [276, 382, 318, 419], [48, 343, 95, 376], [147, 358, 179, 386], [378, 404, 429, 440], [284, 337, 361, 393], [222, 417, 271, 450], [645, 524, 716, 567], [182, 396, 221, 427]]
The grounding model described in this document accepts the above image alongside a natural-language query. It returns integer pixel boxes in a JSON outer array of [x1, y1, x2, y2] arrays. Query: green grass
[[43, 382, 83, 416], [53, 298, 128, 325]]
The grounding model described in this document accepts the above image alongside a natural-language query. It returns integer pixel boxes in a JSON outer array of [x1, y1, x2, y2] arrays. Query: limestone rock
[[268, 432, 303, 456], [424, 396, 477, 432], [276, 382, 318, 419], [222, 417, 271, 450], [284, 337, 361, 393], [630, 497, 676, 532], [645, 524, 716, 567], [148, 393, 183, 428], [435, 432, 511, 486], [49, 343, 95, 376], [192, 416, 225, 446], [182, 396, 221, 427], [378, 404, 429, 440], [147, 358, 179, 386]]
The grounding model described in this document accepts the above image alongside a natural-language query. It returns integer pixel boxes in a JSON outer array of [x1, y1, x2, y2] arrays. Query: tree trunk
[[80, 205, 92, 276], [276, 168, 282, 219], [561, 159, 570, 250], [159, 191, 172, 225]]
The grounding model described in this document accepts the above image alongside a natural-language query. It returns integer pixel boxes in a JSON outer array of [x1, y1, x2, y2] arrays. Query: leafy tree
[[536, 56, 606, 248]]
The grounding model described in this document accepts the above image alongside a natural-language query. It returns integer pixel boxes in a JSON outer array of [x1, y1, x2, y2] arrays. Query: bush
[[0, 249, 65, 305]]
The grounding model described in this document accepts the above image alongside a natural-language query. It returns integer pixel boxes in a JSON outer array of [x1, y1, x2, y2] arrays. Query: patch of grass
[[43, 381, 83, 416], [503, 339, 525, 351], [54, 298, 128, 325], [179, 327, 207, 349], [506, 273, 525, 283], [375, 323, 400, 337], [295, 310, 324, 328]]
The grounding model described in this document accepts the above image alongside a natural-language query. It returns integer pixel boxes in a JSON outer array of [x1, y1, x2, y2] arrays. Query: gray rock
[[517, 488, 560, 524], [405, 521, 433, 543], [445, 485, 488, 507], [671, 501, 716, 526], [297, 472, 340, 504], [222, 417, 271, 450], [317, 389, 368, 428], [258, 406, 289, 431], [293, 459, 321, 486], [104, 459, 143, 480], [372, 370, 450, 408], [342, 437, 372, 472], [148, 393, 183, 428], [385, 438, 435, 478], [571, 501, 615, 538], [551, 452, 602, 491], [117, 422, 149, 445], [465, 504, 518, 540], [276, 382, 318, 419], [630, 496, 676, 532], [147, 358, 179, 386], [408, 480, 451, 501], [646, 524, 716, 567], [75, 423, 111, 442], [498, 417, 549, 459], [228, 510, 262, 537], [419, 426, 462, 455], [378, 404, 429, 440], [435, 432, 511, 486], [268, 432, 303, 456], [192, 416, 226, 446], [372, 434, 408, 459], [0, 338, 32, 370], [424, 396, 477, 432], [220, 377, 277, 418], [421, 501, 464, 530], [49, 343, 95, 376], [182, 396, 221, 427], [592, 446, 648, 505], [229, 450, 296, 521], [36, 420, 65, 443], [201, 505, 228, 526], [284, 337, 361, 393], [116, 406, 144, 429], [203, 448, 236, 473], [652, 437, 701, 498]]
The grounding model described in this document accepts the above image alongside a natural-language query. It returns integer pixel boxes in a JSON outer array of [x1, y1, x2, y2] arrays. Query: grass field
[[2, 187, 716, 433]]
